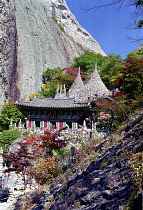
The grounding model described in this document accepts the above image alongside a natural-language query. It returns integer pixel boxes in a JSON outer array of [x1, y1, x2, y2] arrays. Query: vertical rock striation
[[14, 0, 85, 101], [0, 0, 19, 109]]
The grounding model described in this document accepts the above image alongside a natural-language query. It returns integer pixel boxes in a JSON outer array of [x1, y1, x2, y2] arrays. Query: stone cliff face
[[45, 0, 106, 56], [0, 0, 105, 109], [0, 0, 19, 108]]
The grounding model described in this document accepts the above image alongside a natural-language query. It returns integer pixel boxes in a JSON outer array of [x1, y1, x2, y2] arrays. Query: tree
[[115, 58, 143, 99], [39, 67, 88, 98], [71, 51, 108, 74], [2, 142, 34, 187], [39, 67, 73, 98], [24, 129, 68, 156], [100, 54, 123, 89], [2, 129, 68, 186], [92, 97, 128, 130], [0, 101, 24, 130], [0, 128, 21, 153], [61, 67, 88, 80], [126, 49, 143, 59], [71, 51, 123, 89]]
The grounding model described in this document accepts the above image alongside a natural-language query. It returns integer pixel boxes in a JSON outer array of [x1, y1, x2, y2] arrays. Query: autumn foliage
[[28, 157, 58, 185], [115, 58, 143, 98], [2, 129, 68, 185], [61, 67, 88, 80]]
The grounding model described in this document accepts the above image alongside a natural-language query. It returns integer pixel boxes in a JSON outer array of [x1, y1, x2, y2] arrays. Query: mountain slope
[[10, 113, 143, 210]]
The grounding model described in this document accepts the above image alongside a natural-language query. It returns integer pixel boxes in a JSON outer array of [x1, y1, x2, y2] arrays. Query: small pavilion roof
[[68, 67, 84, 98], [15, 97, 89, 109], [86, 63, 109, 96]]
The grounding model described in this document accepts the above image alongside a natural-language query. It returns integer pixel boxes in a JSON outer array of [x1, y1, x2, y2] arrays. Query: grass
[[52, 17, 65, 32]]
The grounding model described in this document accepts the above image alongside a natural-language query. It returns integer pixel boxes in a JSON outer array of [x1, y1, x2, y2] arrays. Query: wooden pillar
[[44, 121, 47, 128], [40, 121, 44, 128], [72, 122, 75, 130], [75, 122, 78, 129], [56, 122, 59, 130], [28, 120, 31, 128], [59, 122, 63, 129], [31, 121, 34, 129], [47, 121, 50, 129], [63, 122, 66, 128]]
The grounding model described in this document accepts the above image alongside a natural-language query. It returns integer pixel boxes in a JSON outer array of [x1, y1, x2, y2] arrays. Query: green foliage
[[43, 67, 61, 79], [71, 51, 123, 89], [22, 130, 30, 136], [124, 151, 142, 209], [52, 17, 65, 32], [0, 128, 21, 153], [40, 79, 60, 97], [29, 93, 40, 101], [0, 101, 24, 130], [58, 22, 65, 32], [126, 49, 143, 59], [52, 148, 64, 157], [71, 51, 107, 73], [40, 67, 73, 97], [136, 0, 143, 6], [52, 17, 58, 23], [100, 54, 123, 89]]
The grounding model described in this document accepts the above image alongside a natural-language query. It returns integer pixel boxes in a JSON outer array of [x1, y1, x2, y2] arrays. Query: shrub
[[0, 128, 21, 153], [0, 101, 24, 130], [29, 157, 58, 185], [22, 130, 30, 136]]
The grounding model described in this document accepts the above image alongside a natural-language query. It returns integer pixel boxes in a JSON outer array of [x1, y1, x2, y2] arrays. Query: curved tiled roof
[[15, 97, 89, 109]]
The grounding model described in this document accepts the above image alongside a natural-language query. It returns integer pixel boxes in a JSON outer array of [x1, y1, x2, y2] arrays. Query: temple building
[[15, 97, 89, 129], [15, 63, 109, 130]]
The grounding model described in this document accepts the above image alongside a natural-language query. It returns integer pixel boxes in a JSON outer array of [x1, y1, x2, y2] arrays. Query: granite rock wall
[[0, 0, 19, 109], [45, 0, 106, 56], [0, 0, 105, 109], [0, 0, 84, 108]]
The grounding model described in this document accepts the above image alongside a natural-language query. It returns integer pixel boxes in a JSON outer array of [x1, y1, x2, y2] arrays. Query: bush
[[22, 130, 30, 136], [29, 157, 58, 185], [0, 128, 21, 153], [0, 101, 24, 130]]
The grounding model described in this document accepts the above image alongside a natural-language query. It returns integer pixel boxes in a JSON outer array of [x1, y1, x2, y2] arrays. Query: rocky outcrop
[[0, 0, 105, 110], [133, 44, 143, 52], [14, 0, 85, 102], [0, 0, 19, 109], [45, 0, 106, 56]]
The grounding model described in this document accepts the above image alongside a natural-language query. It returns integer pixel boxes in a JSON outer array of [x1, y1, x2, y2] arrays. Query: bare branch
[[126, 35, 143, 43], [83, 0, 143, 41], [84, 0, 125, 15]]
